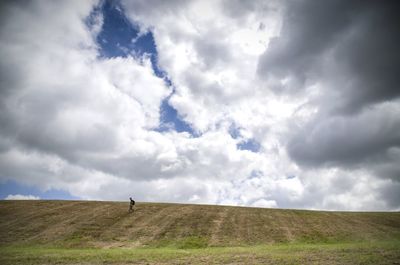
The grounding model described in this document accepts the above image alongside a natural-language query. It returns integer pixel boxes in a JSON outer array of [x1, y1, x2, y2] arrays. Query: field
[[1, 200, 400, 264]]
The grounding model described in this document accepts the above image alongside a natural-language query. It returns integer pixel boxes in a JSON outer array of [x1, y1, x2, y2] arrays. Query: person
[[129, 197, 135, 213]]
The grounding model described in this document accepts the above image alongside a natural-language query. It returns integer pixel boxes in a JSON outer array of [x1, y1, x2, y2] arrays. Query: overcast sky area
[[0, 0, 399, 211]]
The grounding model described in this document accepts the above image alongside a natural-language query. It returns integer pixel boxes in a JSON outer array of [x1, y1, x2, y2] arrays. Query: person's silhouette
[[129, 197, 135, 213]]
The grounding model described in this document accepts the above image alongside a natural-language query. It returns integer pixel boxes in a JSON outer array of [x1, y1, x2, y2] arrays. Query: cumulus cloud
[[258, 0, 400, 111], [0, 0, 399, 210], [0, 1, 169, 177], [5, 194, 40, 200], [122, 0, 283, 133], [288, 102, 400, 167], [257, 0, 400, 188]]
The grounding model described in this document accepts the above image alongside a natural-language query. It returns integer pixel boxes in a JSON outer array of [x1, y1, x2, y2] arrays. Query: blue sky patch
[[229, 124, 261, 152], [237, 138, 261, 152], [92, 0, 140, 58], [157, 96, 196, 134], [250, 170, 263, 179], [0, 180, 78, 200], [228, 124, 241, 139], [92, 0, 194, 136]]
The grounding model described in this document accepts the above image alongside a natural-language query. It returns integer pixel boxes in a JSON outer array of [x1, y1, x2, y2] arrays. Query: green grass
[[155, 236, 209, 249], [1, 240, 400, 265]]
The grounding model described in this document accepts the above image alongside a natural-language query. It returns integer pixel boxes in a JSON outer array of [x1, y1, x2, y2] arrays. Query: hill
[[1, 200, 399, 248]]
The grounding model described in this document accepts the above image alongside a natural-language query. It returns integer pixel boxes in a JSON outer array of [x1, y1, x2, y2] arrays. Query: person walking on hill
[[129, 197, 135, 213]]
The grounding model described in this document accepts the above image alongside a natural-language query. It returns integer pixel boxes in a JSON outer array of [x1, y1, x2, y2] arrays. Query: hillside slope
[[1, 200, 399, 248]]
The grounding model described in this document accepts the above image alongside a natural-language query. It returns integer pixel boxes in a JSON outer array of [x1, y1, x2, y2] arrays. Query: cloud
[[256, 0, 400, 188], [0, 0, 170, 178], [251, 199, 277, 208], [122, 0, 283, 133], [5, 194, 40, 200], [258, 0, 400, 112], [288, 102, 400, 167]]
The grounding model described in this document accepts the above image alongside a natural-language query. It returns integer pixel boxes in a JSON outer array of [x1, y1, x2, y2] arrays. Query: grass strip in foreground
[[1, 241, 400, 265]]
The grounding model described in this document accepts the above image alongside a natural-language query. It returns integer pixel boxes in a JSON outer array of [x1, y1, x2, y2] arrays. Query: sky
[[0, 0, 399, 211]]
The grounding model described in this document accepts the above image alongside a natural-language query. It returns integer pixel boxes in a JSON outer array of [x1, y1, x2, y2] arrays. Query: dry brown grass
[[1, 200, 399, 248]]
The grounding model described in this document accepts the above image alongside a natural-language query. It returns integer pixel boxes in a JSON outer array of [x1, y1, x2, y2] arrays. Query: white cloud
[[251, 199, 277, 208], [122, 0, 285, 134], [5, 194, 40, 200]]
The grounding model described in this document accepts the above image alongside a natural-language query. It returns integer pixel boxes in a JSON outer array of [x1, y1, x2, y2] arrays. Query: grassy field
[[1, 200, 400, 264], [1, 241, 400, 265]]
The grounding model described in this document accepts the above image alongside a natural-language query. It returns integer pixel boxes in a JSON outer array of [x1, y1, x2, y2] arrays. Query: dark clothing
[[129, 198, 135, 213]]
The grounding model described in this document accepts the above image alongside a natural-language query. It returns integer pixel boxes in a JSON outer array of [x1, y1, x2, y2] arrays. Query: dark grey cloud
[[330, 1, 400, 113], [259, 0, 400, 183], [221, 0, 272, 21], [258, 0, 400, 112], [370, 147, 400, 182], [378, 181, 400, 208], [258, 0, 359, 93], [288, 105, 400, 167]]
